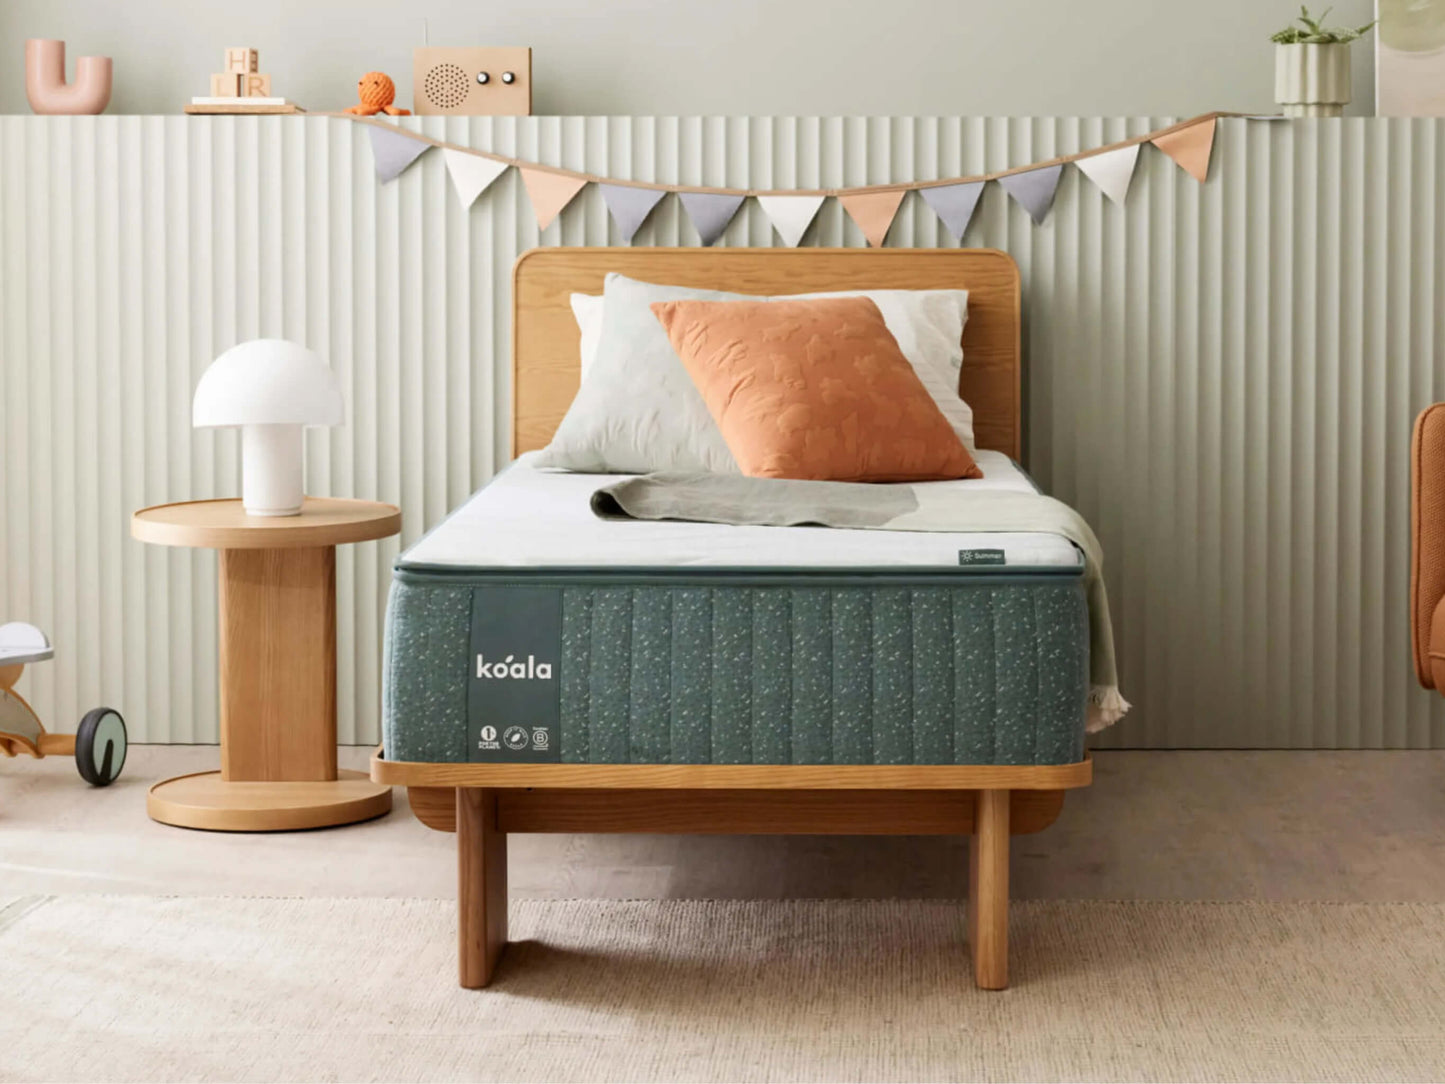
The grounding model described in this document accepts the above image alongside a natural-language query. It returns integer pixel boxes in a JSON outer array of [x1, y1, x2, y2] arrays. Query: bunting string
[[342, 110, 1235, 195], [349, 110, 1239, 244]]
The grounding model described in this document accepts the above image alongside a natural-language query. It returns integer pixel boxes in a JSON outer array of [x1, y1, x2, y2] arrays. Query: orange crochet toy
[[345, 71, 410, 116]]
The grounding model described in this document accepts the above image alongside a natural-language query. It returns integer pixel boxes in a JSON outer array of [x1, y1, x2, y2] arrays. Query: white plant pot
[[1275, 42, 1352, 116]]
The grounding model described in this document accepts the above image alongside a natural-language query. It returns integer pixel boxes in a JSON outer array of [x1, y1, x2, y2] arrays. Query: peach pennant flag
[[520, 168, 588, 230], [1152, 117, 1216, 183], [838, 189, 907, 248]]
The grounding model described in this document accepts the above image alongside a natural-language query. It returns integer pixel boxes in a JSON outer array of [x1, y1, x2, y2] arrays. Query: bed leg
[[968, 787, 1010, 990], [457, 787, 508, 988]]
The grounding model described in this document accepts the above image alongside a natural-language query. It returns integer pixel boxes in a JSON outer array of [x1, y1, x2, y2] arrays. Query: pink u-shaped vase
[[26, 39, 112, 115]]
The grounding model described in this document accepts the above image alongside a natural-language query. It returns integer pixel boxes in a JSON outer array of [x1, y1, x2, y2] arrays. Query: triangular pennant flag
[[1152, 117, 1216, 183], [756, 194, 826, 247], [679, 192, 744, 245], [598, 183, 667, 242], [443, 149, 509, 209], [839, 189, 907, 248], [1074, 143, 1140, 205], [519, 168, 589, 231], [920, 181, 985, 241], [998, 163, 1064, 225], [368, 124, 431, 182]]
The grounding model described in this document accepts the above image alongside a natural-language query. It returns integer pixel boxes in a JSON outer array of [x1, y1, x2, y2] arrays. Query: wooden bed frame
[[371, 247, 1092, 991]]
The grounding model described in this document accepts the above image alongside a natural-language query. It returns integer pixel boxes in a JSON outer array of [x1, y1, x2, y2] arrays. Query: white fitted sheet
[[400, 450, 1084, 571]]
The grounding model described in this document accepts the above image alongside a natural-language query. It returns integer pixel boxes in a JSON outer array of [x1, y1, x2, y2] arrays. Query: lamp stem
[[240, 423, 305, 516]]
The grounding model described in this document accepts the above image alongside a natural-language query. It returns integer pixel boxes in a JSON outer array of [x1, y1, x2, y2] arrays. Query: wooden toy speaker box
[[413, 47, 531, 115]]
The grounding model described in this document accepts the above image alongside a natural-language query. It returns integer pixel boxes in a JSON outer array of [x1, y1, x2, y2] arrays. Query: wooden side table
[[132, 497, 401, 831]]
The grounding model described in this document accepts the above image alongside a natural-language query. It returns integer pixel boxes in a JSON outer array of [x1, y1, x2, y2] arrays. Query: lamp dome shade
[[192, 339, 344, 428]]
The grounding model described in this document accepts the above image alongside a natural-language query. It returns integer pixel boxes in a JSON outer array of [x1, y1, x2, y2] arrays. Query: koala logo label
[[476, 654, 553, 680]]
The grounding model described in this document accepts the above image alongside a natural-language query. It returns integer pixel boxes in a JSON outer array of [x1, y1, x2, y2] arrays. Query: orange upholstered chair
[[1411, 404, 1445, 691]]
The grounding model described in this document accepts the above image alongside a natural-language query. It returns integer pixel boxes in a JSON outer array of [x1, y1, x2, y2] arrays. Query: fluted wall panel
[[1, 115, 1441, 748]]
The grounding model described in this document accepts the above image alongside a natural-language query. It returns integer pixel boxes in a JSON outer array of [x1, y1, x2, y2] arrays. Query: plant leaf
[[1273, 6, 1373, 44]]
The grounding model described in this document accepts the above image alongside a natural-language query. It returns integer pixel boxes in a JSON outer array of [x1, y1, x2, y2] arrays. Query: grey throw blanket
[[592, 473, 1129, 732]]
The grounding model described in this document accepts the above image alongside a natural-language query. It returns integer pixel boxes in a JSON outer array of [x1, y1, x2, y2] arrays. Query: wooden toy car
[[0, 622, 126, 785]]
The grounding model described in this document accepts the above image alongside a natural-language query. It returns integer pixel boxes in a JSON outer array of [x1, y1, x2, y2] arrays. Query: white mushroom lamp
[[193, 339, 344, 517]]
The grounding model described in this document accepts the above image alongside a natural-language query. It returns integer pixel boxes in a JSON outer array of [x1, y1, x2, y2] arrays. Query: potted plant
[[1272, 6, 1376, 116]]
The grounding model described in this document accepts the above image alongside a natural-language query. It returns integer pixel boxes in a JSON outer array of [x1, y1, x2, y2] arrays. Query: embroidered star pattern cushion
[[651, 296, 983, 483]]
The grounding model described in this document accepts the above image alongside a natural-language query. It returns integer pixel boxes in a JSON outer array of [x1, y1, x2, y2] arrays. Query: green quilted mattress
[[382, 568, 1090, 767]]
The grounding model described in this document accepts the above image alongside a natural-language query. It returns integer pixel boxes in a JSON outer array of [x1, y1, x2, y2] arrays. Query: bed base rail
[[373, 750, 1091, 993]]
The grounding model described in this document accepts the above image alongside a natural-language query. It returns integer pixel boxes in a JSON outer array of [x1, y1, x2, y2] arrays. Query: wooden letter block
[[210, 72, 244, 97], [242, 73, 271, 98], [225, 47, 258, 75]]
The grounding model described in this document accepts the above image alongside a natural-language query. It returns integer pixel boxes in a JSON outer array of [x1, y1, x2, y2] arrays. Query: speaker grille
[[423, 63, 470, 110]]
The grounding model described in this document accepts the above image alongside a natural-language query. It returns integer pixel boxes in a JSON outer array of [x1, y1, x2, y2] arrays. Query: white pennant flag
[[756, 195, 826, 247], [443, 149, 510, 210], [1074, 144, 1139, 206]]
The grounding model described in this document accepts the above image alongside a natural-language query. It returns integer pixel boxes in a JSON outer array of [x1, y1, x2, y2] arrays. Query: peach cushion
[[651, 296, 982, 482]]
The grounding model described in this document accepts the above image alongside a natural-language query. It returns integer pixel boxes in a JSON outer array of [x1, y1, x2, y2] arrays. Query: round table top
[[131, 498, 402, 550]]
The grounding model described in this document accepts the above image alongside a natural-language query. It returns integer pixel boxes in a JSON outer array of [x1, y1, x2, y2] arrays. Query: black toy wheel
[[75, 707, 127, 786]]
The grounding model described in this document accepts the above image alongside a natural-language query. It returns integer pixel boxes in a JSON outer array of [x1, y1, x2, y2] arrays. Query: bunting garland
[[355, 110, 1245, 243]]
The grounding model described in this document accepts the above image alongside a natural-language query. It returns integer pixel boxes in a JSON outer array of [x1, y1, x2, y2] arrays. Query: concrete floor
[[4, 745, 1445, 901]]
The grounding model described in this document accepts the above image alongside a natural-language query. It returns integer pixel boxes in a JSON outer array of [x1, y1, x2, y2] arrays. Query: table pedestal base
[[147, 769, 393, 831]]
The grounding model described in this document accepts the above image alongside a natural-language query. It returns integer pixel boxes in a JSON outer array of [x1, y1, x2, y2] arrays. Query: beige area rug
[[3, 895, 1445, 1083]]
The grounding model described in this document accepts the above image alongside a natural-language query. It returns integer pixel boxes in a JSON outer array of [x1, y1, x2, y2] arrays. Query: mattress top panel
[[399, 450, 1085, 573]]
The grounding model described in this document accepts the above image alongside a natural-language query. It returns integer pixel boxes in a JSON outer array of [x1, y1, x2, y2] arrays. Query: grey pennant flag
[[998, 163, 1064, 225], [679, 192, 745, 246], [599, 184, 667, 242], [919, 181, 985, 241], [368, 124, 430, 182]]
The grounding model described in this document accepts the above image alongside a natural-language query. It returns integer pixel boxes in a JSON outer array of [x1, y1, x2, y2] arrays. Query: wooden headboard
[[511, 247, 1022, 459]]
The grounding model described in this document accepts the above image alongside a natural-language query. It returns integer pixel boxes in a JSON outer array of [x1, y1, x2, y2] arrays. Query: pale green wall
[[0, 0, 1378, 116]]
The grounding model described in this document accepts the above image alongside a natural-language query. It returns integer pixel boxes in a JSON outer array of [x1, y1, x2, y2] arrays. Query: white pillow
[[570, 292, 606, 377], [570, 288, 973, 449], [539, 274, 973, 474]]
